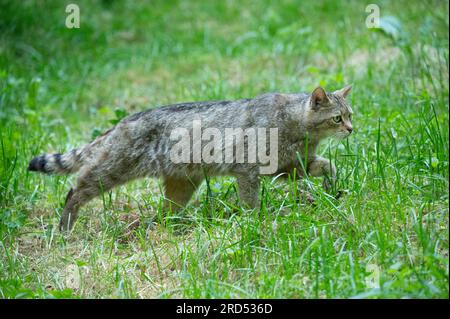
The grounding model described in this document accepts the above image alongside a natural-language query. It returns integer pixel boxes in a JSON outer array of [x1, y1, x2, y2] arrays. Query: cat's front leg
[[307, 156, 336, 191], [236, 172, 260, 209]]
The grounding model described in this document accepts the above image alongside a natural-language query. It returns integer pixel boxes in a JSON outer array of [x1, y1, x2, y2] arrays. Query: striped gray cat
[[28, 85, 353, 231]]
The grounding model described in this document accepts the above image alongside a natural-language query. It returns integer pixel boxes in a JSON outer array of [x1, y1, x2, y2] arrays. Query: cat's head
[[307, 85, 353, 140]]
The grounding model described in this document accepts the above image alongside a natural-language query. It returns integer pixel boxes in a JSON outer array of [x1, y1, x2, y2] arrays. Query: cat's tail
[[28, 128, 114, 175], [28, 148, 85, 175]]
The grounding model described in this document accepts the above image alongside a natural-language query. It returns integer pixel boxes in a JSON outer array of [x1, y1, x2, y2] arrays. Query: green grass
[[0, 0, 448, 298]]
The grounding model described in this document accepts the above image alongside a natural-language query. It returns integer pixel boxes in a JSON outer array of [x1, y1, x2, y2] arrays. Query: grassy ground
[[0, 0, 448, 298]]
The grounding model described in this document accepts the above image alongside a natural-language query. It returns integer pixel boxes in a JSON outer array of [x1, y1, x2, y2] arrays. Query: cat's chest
[[279, 138, 317, 161]]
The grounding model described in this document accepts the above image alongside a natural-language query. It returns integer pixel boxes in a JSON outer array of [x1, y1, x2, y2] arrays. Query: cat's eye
[[332, 115, 342, 123]]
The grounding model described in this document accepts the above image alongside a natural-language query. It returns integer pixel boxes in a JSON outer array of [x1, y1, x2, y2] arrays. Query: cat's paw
[[334, 189, 350, 199], [322, 176, 337, 193], [295, 190, 315, 205]]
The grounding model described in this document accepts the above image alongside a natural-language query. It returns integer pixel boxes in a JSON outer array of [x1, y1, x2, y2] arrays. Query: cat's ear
[[311, 86, 331, 109], [335, 85, 352, 98]]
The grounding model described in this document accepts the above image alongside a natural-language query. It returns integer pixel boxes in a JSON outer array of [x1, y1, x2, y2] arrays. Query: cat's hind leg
[[163, 176, 201, 213], [59, 155, 144, 231]]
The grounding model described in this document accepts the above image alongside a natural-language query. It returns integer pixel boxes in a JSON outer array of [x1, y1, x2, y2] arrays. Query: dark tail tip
[[28, 155, 47, 172]]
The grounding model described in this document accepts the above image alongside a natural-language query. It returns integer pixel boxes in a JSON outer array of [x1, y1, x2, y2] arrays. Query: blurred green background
[[0, 0, 448, 298]]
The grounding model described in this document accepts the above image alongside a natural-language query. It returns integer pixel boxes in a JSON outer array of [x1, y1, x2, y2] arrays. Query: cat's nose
[[346, 126, 353, 133]]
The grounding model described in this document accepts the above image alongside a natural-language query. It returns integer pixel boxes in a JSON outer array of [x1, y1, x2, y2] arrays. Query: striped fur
[[28, 128, 113, 175], [28, 85, 353, 232]]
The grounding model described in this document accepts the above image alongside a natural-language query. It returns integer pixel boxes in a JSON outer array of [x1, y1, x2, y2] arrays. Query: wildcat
[[28, 85, 353, 231]]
